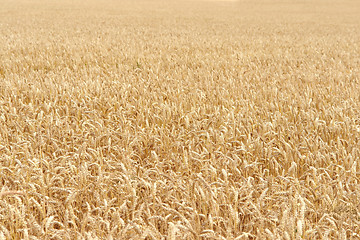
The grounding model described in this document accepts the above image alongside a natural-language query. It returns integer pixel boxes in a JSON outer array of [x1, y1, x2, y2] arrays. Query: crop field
[[0, 0, 360, 239]]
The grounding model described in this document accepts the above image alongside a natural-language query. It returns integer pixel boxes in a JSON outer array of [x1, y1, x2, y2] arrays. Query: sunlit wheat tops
[[0, 0, 360, 239]]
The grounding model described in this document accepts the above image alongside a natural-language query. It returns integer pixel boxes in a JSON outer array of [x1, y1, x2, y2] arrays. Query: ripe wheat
[[0, 0, 359, 239]]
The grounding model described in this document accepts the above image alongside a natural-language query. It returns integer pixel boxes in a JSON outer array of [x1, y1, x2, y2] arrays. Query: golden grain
[[0, 0, 360, 238]]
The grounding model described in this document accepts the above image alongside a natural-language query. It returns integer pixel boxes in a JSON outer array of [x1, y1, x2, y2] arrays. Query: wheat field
[[0, 0, 360, 239]]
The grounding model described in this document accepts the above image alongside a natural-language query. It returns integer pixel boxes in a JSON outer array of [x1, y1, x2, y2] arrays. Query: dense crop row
[[1, 0, 359, 239]]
